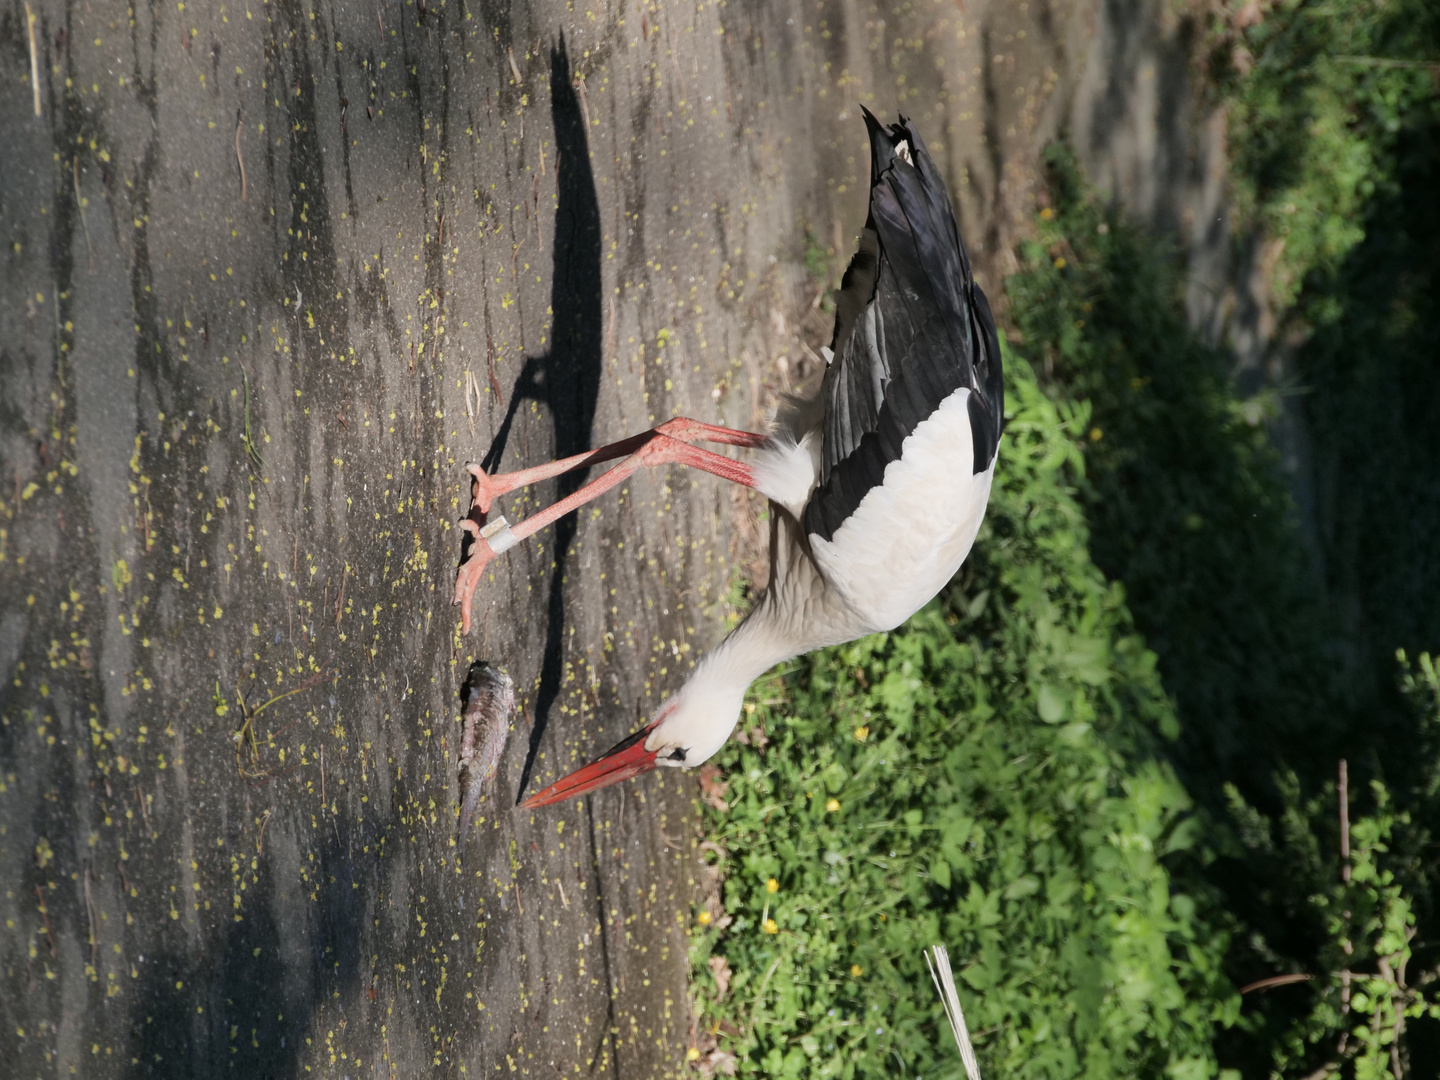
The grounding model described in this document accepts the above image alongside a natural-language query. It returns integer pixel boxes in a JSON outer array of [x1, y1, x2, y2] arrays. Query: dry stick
[[1340, 759, 1351, 881], [665, 18, 687, 101], [24, 2, 40, 117], [35, 886, 56, 958], [1334, 55, 1440, 71], [575, 75, 591, 130], [137, 785, 153, 837], [926, 946, 982, 1080], [464, 369, 481, 424], [605, 293, 617, 362], [83, 867, 100, 965], [73, 158, 94, 273], [1240, 972, 1317, 995], [256, 808, 273, 855], [333, 564, 348, 629], [1339, 758, 1354, 1057], [507, 46, 524, 86], [235, 111, 247, 202]]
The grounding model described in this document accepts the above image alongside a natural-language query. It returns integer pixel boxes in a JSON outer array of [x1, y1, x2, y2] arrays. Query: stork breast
[[808, 386, 995, 632]]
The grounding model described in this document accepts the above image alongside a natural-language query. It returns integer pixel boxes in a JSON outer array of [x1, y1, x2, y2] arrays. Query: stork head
[[518, 679, 744, 808]]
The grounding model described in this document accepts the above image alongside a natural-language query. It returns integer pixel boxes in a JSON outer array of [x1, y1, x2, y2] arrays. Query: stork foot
[[452, 419, 766, 634], [453, 518, 500, 634], [465, 461, 503, 515]]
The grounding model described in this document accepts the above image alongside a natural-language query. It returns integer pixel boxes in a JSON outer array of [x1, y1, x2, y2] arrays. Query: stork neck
[[688, 599, 800, 700]]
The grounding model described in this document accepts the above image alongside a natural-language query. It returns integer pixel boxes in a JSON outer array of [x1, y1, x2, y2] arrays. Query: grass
[[689, 8, 1440, 1052], [690, 121, 1440, 1074], [689, 357, 1236, 1080]]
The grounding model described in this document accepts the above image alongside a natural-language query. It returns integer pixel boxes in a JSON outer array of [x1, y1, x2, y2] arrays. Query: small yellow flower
[[1089, 427, 1104, 442], [686, 1047, 701, 1062], [766, 878, 779, 894], [1053, 256, 1068, 269], [1039, 207, 1054, 221], [825, 798, 840, 813], [763, 918, 779, 934], [744, 702, 756, 715], [853, 725, 870, 742], [850, 964, 864, 978], [697, 910, 712, 926]]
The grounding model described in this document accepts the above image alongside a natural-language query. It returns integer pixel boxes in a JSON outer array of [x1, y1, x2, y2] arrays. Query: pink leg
[[463, 417, 767, 514], [454, 418, 767, 633]]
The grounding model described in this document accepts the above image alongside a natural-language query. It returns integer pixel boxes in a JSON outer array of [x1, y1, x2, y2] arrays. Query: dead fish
[[458, 661, 515, 836]]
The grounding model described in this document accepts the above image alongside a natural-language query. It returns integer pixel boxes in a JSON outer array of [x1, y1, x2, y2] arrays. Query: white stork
[[452, 109, 1004, 808]]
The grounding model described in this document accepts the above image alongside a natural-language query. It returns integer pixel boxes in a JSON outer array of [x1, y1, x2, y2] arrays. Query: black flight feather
[[804, 109, 1003, 544]]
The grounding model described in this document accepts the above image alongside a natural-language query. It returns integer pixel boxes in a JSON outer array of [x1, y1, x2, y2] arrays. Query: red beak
[[519, 725, 660, 808]]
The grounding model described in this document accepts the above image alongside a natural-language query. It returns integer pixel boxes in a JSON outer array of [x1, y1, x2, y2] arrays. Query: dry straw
[[925, 945, 983, 1080]]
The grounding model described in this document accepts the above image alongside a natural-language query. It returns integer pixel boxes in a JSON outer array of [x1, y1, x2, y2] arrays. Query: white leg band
[[480, 515, 519, 554]]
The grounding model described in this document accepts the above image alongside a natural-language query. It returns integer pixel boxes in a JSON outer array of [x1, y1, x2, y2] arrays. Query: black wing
[[803, 109, 1003, 544]]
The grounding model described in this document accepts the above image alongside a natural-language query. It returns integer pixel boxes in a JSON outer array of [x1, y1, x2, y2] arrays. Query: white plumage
[[622, 391, 997, 778], [806, 387, 995, 634]]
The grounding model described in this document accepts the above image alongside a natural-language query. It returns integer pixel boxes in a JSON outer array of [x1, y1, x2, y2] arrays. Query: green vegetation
[[691, 7, 1440, 1070], [1209, 651, 1440, 1079], [1003, 121, 1440, 1072], [691, 359, 1237, 1079], [692, 134, 1439, 1076], [1202, 0, 1440, 305], [1009, 150, 1346, 801], [1200, 0, 1440, 716]]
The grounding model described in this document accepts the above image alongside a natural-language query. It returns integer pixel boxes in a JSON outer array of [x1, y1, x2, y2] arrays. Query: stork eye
[[667, 748, 687, 762]]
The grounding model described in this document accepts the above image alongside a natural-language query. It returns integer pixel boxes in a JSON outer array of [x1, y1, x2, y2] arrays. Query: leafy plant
[[1008, 147, 1346, 802], [1222, 652, 1440, 1078], [690, 358, 1239, 1079], [1198, 0, 1440, 304], [1005, 149, 1440, 1075]]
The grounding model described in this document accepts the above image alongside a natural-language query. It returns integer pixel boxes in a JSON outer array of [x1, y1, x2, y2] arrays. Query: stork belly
[[808, 387, 996, 632]]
